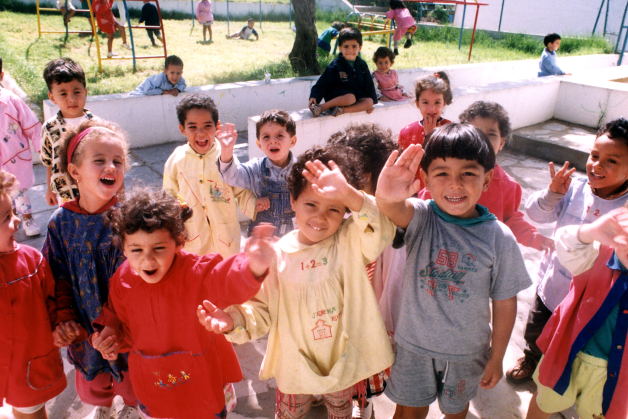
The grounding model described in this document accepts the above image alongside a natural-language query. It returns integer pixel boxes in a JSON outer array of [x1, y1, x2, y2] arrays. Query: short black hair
[[544, 33, 561, 46], [256, 109, 296, 138], [459, 101, 512, 141], [338, 27, 363, 47], [597, 117, 628, 148], [248, 17, 254, 22], [331, 21, 345, 31], [373, 46, 395, 65], [421, 123, 495, 173], [389, 0, 407, 9], [165, 55, 183, 69], [43, 58, 86, 91], [176, 93, 218, 126]]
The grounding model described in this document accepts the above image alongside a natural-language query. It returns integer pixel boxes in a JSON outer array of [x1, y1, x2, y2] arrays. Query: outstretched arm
[[303, 159, 364, 212]]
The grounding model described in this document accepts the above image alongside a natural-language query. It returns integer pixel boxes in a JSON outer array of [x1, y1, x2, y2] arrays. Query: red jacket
[[0, 244, 66, 408], [537, 246, 628, 419], [398, 119, 451, 185], [94, 250, 264, 419], [418, 164, 545, 250]]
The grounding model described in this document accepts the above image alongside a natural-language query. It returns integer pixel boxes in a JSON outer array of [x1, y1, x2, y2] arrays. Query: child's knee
[[338, 93, 356, 106], [393, 404, 429, 419]]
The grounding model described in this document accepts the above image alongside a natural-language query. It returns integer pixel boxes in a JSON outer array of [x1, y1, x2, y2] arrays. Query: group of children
[[1, 24, 628, 419]]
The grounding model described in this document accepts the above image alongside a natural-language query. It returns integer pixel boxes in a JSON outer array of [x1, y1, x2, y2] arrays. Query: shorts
[[12, 403, 46, 414], [202, 20, 213, 26], [533, 352, 606, 419], [56, 0, 76, 10], [385, 344, 489, 415]]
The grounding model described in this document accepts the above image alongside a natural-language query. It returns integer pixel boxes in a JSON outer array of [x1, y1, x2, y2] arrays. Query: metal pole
[[619, 22, 628, 65], [593, 0, 606, 35], [191, 0, 194, 28], [289, 0, 291, 29], [122, 0, 136, 71], [468, 4, 479, 60], [86, 0, 103, 72], [64, 0, 69, 40], [498, 0, 505, 32], [259, 0, 261, 31], [615, 0, 628, 53], [458, 3, 466, 50], [227, 0, 229, 35], [604, 0, 610, 36], [36, 0, 42, 36]]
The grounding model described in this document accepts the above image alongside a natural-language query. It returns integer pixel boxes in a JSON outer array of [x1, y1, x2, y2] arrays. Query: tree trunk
[[289, 0, 320, 76]]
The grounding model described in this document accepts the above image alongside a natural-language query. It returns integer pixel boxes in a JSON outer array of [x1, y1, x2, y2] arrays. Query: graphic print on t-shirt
[[419, 244, 476, 302]]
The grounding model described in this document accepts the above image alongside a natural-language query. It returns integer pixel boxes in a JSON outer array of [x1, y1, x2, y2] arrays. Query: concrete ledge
[[508, 134, 588, 172]]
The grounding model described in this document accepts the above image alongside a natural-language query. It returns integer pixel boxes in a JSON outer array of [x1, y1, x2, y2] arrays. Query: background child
[[89, 186, 275, 419], [42, 57, 93, 207], [526, 208, 628, 419], [309, 28, 378, 117], [372, 46, 409, 102], [376, 125, 531, 419], [538, 33, 571, 77], [196, 0, 213, 42], [226, 18, 259, 40], [200, 145, 396, 419], [385, 0, 415, 55], [217, 109, 297, 236], [91, 0, 131, 57], [0, 170, 67, 419], [163, 93, 256, 257], [317, 21, 345, 57], [418, 101, 554, 251], [509, 117, 628, 384], [42, 119, 138, 419], [138, 0, 163, 46], [131, 55, 185, 96], [56, 0, 76, 26], [0, 57, 42, 237]]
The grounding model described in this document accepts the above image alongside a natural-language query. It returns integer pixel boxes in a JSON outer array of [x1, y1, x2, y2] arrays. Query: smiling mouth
[[445, 196, 465, 203], [270, 147, 280, 153], [590, 172, 604, 180], [196, 139, 209, 147], [100, 177, 115, 186], [308, 223, 325, 231], [144, 269, 158, 276]]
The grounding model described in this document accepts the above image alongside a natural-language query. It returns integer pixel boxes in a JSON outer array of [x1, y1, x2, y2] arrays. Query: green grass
[[0, 9, 614, 116]]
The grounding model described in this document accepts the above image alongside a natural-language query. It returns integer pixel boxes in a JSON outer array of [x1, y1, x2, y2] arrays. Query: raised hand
[[579, 207, 628, 249], [197, 300, 234, 334], [302, 160, 351, 202], [216, 122, 238, 163], [255, 196, 270, 212], [548, 161, 576, 194], [376, 144, 424, 204], [244, 223, 276, 279], [423, 114, 438, 136]]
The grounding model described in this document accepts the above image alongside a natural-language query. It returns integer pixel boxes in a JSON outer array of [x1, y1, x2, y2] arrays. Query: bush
[[429, 6, 449, 24]]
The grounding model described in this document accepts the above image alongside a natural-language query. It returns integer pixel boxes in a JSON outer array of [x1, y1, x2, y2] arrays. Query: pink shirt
[[372, 70, 405, 101], [196, 0, 213, 24]]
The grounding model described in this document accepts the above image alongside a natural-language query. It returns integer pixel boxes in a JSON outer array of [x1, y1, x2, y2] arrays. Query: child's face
[[469, 117, 505, 155], [123, 228, 182, 284], [547, 39, 561, 52], [339, 40, 362, 61], [179, 108, 217, 155], [256, 122, 297, 168], [68, 136, 125, 211], [587, 134, 628, 198], [0, 194, 21, 252], [165, 65, 183, 86], [421, 157, 493, 219], [416, 89, 445, 122], [48, 79, 88, 119], [375, 56, 392, 73], [291, 185, 346, 245], [248, 20, 255, 28]]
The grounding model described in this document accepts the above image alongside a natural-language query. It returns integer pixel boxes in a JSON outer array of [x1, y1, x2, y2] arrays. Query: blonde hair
[[0, 170, 18, 199]]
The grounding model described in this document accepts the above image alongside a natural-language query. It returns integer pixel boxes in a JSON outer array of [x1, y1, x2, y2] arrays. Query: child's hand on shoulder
[[91, 326, 121, 361], [376, 145, 424, 204], [548, 161, 576, 194], [480, 354, 503, 389], [245, 223, 276, 279], [52, 320, 84, 347], [197, 300, 234, 334], [255, 196, 270, 212], [216, 122, 238, 163]]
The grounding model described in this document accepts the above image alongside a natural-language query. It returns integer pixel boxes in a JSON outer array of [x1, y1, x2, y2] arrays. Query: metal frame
[[337, 11, 395, 54], [617, 1, 628, 65]]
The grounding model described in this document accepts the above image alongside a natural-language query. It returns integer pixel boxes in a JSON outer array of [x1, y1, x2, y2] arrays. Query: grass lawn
[[0, 9, 613, 113]]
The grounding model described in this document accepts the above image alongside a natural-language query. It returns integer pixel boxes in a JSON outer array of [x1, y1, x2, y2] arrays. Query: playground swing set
[[36, 0, 167, 72]]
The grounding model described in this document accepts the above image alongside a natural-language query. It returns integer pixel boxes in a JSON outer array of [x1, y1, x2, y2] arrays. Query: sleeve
[[40, 125, 54, 167], [175, 77, 187, 92], [331, 29, 338, 38], [217, 156, 261, 196], [223, 283, 272, 344], [135, 75, 163, 96], [554, 225, 601, 277], [252, 28, 258, 37], [541, 53, 564, 76], [501, 179, 545, 250], [92, 271, 133, 351], [139, 5, 146, 23], [40, 257, 58, 329], [372, 72, 383, 99], [194, 2, 200, 19], [404, 198, 429, 245], [359, 60, 378, 104], [16, 98, 42, 153], [163, 153, 180, 196], [385, 9, 395, 19], [233, 186, 257, 221], [524, 187, 567, 224], [310, 66, 334, 102], [489, 225, 533, 300]]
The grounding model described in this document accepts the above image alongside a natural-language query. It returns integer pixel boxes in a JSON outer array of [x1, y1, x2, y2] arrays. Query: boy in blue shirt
[[317, 21, 345, 56], [538, 33, 571, 77], [308, 28, 377, 117], [131, 55, 186, 96]]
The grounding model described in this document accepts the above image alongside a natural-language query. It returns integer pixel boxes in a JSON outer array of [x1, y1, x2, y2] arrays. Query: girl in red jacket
[[0, 170, 66, 419]]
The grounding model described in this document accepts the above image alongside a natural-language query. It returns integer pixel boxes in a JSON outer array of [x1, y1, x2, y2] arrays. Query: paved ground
[[3, 134, 584, 419]]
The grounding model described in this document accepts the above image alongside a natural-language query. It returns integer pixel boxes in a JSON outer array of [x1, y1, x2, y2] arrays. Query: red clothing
[[92, 0, 116, 34], [537, 246, 628, 419], [418, 164, 545, 250], [0, 244, 66, 408], [94, 251, 264, 419], [398, 119, 451, 184]]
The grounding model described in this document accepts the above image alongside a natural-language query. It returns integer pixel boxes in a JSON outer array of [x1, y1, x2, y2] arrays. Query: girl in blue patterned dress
[[42, 119, 140, 419]]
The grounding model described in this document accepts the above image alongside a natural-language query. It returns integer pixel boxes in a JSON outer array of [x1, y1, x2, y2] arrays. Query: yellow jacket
[[163, 142, 256, 257], [226, 194, 395, 394]]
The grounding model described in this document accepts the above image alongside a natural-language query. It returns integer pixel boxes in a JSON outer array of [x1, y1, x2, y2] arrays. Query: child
[[41, 57, 93, 207], [138, 0, 163, 46], [42, 119, 139, 419], [317, 21, 345, 57], [0, 170, 67, 419], [0, 57, 42, 237], [418, 101, 554, 251], [538, 33, 571, 77], [508, 118, 628, 384], [56, 0, 76, 26], [163, 93, 257, 257], [226, 18, 259, 40], [386, 0, 415, 55], [131, 55, 186, 96], [376, 124, 531, 419], [89, 186, 275, 419], [217, 109, 297, 237], [196, 0, 213, 42], [526, 208, 628, 419], [199, 145, 396, 419], [309, 28, 378, 118], [91, 0, 131, 57], [372, 46, 409, 102]]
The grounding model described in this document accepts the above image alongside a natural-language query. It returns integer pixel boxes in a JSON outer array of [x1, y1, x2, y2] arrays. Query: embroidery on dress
[[208, 181, 231, 204], [153, 370, 192, 389]]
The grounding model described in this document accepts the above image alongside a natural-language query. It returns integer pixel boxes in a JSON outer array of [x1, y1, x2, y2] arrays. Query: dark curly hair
[[288, 146, 366, 205], [255, 109, 296, 138], [415, 71, 452, 105], [0, 170, 17, 198], [43, 57, 86, 91], [459, 101, 512, 142], [59, 119, 130, 182], [107, 186, 194, 249], [597, 118, 628, 148], [176, 93, 219, 126], [327, 122, 398, 192], [373, 46, 395, 65]]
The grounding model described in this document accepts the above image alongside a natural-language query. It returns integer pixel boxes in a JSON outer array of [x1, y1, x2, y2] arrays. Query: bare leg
[[203, 25, 207, 40], [392, 405, 429, 419], [118, 24, 127, 44], [107, 32, 114, 52], [13, 406, 48, 419], [444, 403, 469, 419], [342, 97, 374, 114], [318, 93, 356, 112], [526, 393, 552, 419], [208, 25, 212, 41]]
